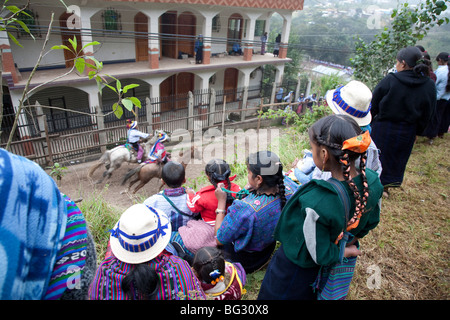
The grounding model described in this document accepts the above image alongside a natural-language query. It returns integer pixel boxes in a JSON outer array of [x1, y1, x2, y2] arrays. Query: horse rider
[[147, 131, 169, 164], [126, 120, 150, 163]]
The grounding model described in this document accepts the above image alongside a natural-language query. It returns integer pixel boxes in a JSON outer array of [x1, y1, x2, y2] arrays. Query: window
[[17, 8, 41, 38], [102, 8, 122, 33], [254, 20, 266, 37], [212, 14, 221, 32]]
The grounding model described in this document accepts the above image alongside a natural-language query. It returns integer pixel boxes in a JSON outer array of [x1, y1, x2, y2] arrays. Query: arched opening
[[177, 11, 196, 57], [224, 68, 239, 102], [160, 10, 197, 59], [159, 72, 194, 111], [227, 14, 243, 53], [134, 12, 148, 62], [25, 86, 91, 133]]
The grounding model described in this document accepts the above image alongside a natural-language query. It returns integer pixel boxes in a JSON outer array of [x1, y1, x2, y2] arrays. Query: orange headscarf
[[342, 130, 371, 154]]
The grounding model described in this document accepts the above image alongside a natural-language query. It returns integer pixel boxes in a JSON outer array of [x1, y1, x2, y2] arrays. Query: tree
[[351, 0, 449, 89]]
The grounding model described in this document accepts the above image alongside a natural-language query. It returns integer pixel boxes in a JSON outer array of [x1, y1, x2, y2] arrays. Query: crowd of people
[[0, 45, 447, 300]]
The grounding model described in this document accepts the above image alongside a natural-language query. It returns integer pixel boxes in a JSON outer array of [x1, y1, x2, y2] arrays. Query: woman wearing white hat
[[291, 80, 382, 184], [88, 204, 205, 300]]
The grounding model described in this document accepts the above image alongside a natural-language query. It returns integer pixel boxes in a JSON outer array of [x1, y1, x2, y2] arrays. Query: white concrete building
[[1, 0, 303, 142]]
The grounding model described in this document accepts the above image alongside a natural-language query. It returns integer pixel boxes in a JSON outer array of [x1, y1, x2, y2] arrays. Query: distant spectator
[[370, 46, 436, 197], [230, 42, 243, 56], [273, 34, 281, 57], [260, 32, 268, 55]]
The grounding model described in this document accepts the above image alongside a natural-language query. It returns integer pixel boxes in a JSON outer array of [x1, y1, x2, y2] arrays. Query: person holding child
[[214, 151, 299, 273], [144, 161, 198, 231], [88, 204, 205, 300], [258, 114, 383, 300], [192, 246, 247, 300]]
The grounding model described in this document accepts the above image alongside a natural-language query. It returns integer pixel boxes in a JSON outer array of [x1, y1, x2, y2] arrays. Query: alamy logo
[[66, 5, 81, 30], [366, 264, 382, 290]]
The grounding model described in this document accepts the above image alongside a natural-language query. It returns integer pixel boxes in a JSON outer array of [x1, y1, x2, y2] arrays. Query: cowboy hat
[[109, 204, 171, 264], [325, 80, 372, 126]]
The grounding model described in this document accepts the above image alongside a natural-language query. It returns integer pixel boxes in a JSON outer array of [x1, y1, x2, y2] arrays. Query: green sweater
[[275, 169, 383, 268]]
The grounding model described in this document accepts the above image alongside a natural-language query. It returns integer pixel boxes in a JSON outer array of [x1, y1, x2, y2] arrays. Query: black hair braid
[[339, 151, 369, 231], [339, 153, 362, 227], [358, 151, 369, 216], [192, 247, 225, 285], [122, 264, 159, 300], [205, 159, 234, 204], [276, 163, 287, 209]]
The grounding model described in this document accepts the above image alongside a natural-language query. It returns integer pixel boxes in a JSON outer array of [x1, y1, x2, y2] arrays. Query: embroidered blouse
[[216, 177, 298, 252]]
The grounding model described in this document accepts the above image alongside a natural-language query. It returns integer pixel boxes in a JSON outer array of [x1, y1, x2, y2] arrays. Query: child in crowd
[[144, 161, 199, 231], [186, 159, 241, 227], [171, 159, 241, 259], [147, 130, 170, 163], [289, 80, 382, 184], [258, 114, 383, 300], [126, 120, 150, 163], [88, 204, 205, 300], [192, 247, 247, 300], [214, 151, 299, 273]]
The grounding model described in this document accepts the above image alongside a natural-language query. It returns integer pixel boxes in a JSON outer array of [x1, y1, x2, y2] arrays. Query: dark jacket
[[371, 70, 437, 135]]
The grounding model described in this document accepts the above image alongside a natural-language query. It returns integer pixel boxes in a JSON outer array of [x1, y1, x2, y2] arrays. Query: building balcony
[[12, 52, 290, 90]]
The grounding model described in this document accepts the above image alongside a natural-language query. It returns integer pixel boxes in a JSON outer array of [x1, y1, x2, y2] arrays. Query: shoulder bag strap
[[162, 192, 193, 217], [327, 178, 352, 263]]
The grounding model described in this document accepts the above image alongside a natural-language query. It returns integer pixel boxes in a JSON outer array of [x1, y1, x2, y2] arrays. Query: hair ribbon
[[342, 131, 371, 153]]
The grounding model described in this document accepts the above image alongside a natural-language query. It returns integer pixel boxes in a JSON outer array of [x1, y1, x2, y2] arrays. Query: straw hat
[[325, 80, 372, 126], [109, 204, 171, 264]]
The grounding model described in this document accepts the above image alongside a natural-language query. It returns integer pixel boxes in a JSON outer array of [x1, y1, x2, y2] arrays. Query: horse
[[120, 144, 200, 194], [87, 130, 167, 184]]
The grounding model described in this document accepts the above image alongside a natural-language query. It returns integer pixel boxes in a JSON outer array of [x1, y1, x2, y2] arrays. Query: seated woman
[[213, 151, 298, 273], [88, 204, 205, 300]]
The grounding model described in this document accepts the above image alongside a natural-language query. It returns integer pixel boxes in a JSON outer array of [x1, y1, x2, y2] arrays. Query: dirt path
[[56, 159, 205, 211], [55, 127, 284, 211]]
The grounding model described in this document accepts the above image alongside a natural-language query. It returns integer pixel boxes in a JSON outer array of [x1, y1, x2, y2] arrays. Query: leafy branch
[[351, 0, 449, 89], [2, 2, 142, 150]]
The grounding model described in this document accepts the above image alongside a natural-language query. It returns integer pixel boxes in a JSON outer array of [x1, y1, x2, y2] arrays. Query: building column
[[240, 70, 251, 121], [79, 8, 97, 75], [201, 14, 215, 65], [278, 13, 292, 59], [148, 14, 160, 69], [149, 80, 161, 129], [0, 30, 20, 83], [274, 64, 285, 86], [243, 16, 256, 61]]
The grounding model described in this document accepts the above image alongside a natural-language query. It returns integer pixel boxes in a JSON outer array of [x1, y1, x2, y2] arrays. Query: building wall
[[110, 0, 304, 11]]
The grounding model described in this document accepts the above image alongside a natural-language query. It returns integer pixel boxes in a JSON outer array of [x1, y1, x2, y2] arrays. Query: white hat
[[325, 80, 372, 126], [109, 204, 171, 264]]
